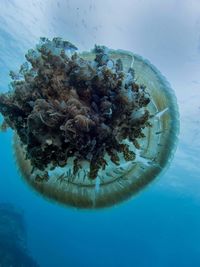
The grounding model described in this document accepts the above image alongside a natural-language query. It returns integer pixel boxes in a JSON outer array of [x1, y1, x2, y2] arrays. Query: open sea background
[[0, 0, 200, 266]]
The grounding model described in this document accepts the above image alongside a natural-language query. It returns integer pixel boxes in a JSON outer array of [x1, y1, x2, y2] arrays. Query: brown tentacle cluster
[[0, 37, 151, 179]]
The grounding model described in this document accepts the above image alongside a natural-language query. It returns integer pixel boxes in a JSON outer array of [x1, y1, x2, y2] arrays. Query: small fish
[[112, 169, 121, 175], [19, 62, 29, 75], [0, 120, 8, 132], [9, 71, 22, 80], [52, 37, 78, 51]]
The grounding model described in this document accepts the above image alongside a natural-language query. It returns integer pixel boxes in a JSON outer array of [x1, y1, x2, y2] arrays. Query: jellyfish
[[0, 37, 179, 209]]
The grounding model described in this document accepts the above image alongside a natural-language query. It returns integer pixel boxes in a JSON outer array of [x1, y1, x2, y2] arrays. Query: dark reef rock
[[0, 203, 40, 267]]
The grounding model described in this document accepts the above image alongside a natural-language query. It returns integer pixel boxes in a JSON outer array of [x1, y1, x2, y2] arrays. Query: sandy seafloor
[[0, 1, 200, 266]]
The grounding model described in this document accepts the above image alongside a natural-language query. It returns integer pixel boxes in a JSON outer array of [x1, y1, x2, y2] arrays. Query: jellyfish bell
[[0, 38, 179, 209]]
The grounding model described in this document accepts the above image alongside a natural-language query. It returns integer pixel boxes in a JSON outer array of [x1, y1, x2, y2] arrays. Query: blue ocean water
[[1, 1, 200, 266]]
